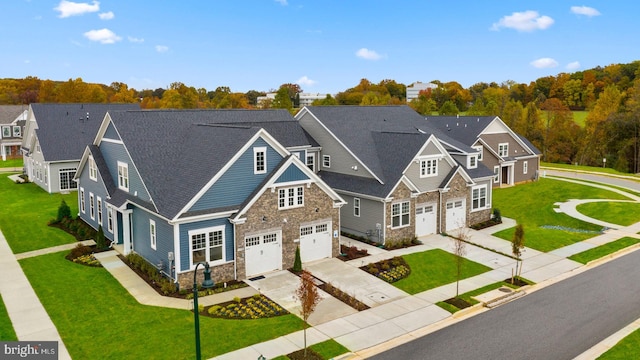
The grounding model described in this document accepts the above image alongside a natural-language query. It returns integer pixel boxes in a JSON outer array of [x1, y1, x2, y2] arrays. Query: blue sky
[[2, 1, 638, 94]]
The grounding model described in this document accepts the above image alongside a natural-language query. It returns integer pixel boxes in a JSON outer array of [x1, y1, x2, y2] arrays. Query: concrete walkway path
[[0, 231, 72, 360]]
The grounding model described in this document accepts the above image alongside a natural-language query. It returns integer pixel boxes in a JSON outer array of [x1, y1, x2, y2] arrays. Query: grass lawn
[[20, 251, 305, 360], [597, 328, 640, 359], [541, 162, 640, 179], [0, 293, 17, 341], [0, 174, 78, 253], [436, 279, 532, 313], [392, 249, 492, 295], [576, 202, 640, 227], [569, 237, 640, 264], [0, 158, 23, 168], [572, 110, 588, 128], [492, 178, 629, 252], [272, 339, 350, 360]]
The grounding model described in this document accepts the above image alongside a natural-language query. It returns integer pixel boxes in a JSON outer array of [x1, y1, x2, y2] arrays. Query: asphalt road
[[372, 248, 640, 360], [543, 169, 640, 193]]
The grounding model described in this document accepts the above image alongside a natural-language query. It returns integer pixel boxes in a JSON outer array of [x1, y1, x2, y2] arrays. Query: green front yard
[[20, 252, 305, 359], [392, 249, 492, 295], [598, 328, 640, 359], [0, 175, 78, 253], [492, 178, 629, 252], [0, 293, 17, 341], [569, 237, 640, 264], [0, 158, 23, 168], [576, 202, 640, 227]]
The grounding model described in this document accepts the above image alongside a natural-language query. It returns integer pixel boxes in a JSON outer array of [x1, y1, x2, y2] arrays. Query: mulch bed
[[289, 269, 370, 311], [287, 348, 324, 360], [443, 297, 472, 309], [337, 244, 369, 261], [504, 277, 529, 287]]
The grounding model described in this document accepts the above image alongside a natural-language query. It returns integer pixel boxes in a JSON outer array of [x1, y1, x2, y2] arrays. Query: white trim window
[[468, 155, 477, 169], [306, 155, 314, 172], [80, 188, 86, 213], [97, 197, 103, 225], [89, 157, 97, 181], [472, 185, 488, 210], [190, 227, 225, 267], [420, 159, 438, 177], [59, 168, 77, 191], [150, 220, 156, 250], [473, 145, 483, 161], [523, 161, 528, 174], [254, 147, 266, 174], [323, 155, 331, 168], [354, 197, 361, 217], [278, 186, 304, 209], [107, 205, 113, 233], [89, 193, 95, 220], [494, 166, 500, 183], [117, 161, 129, 191], [391, 201, 410, 228], [498, 143, 509, 157]]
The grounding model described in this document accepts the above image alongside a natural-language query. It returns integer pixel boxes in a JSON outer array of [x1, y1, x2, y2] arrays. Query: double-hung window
[[306, 155, 314, 172], [150, 220, 156, 250], [278, 186, 304, 209], [473, 145, 483, 161], [254, 147, 266, 174], [80, 188, 86, 213], [523, 161, 528, 174], [323, 155, 331, 168], [494, 166, 500, 183], [89, 193, 95, 220], [89, 157, 97, 181], [190, 227, 224, 266], [420, 159, 438, 177], [391, 201, 410, 228], [472, 185, 488, 210], [498, 143, 509, 157], [354, 198, 361, 217], [97, 197, 103, 225], [117, 161, 129, 191]]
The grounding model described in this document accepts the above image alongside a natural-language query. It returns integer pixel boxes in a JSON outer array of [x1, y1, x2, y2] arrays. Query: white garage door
[[300, 222, 332, 263], [416, 203, 437, 237], [446, 199, 466, 232], [245, 231, 282, 278]]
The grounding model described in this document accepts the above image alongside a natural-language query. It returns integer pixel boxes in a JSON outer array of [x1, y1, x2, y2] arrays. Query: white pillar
[[122, 209, 133, 255]]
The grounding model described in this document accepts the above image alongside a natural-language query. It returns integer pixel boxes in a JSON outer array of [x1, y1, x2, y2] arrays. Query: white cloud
[[571, 6, 601, 17], [54, 0, 100, 18], [83, 28, 121, 44], [356, 48, 382, 60], [98, 11, 114, 20], [566, 61, 581, 70], [530, 57, 559, 69], [491, 10, 554, 32], [275, 0, 288, 5], [128, 36, 144, 43], [155, 45, 169, 53], [296, 76, 316, 87]]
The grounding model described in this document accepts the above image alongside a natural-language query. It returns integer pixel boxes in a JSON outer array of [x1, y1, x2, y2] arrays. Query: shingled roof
[[0, 105, 28, 125], [30, 103, 139, 162], [106, 109, 295, 219]]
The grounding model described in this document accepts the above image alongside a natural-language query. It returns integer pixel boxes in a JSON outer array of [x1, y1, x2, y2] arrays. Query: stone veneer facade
[[385, 182, 415, 244], [177, 262, 235, 291], [234, 183, 340, 280]]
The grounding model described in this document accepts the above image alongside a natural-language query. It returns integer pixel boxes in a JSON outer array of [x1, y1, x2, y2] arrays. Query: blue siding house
[[75, 109, 344, 289]]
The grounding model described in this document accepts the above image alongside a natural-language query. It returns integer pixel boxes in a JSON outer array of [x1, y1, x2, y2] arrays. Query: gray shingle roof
[[107, 109, 297, 219], [31, 103, 139, 162], [0, 105, 28, 125], [423, 116, 496, 146]]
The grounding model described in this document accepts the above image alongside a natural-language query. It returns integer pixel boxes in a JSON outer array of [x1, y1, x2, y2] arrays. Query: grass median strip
[[436, 279, 533, 313], [0, 293, 17, 341], [576, 202, 640, 227], [19, 251, 305, 360], [569, 237, 640, 264], [392, 249, 491, 295], [597, 327, 640, 360]]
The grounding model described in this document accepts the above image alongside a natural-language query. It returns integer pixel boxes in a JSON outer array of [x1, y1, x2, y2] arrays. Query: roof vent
[[457, 114, 459, 119], [477, 118, 480, 122]]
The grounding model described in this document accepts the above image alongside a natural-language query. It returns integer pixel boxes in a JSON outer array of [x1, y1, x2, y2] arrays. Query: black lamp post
[[193, 262, 214, 360]]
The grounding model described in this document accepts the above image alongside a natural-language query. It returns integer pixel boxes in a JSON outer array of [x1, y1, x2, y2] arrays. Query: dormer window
[[420, 158, 438, 177], [89, 157, 97, 181], [117, 161, 129, 191], [472, 146, 483, 161], [468, 155, 477, 169], [498, 143, 509, 157], [254, 147, 266, 174]]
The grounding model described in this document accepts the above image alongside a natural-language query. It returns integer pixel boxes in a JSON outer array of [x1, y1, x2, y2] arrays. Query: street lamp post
[[193, 262, 215, 360]]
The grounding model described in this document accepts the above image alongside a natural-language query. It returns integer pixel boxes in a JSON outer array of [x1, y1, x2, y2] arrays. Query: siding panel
[[100, 141, 150, 202], [178, 218, 234, 271]]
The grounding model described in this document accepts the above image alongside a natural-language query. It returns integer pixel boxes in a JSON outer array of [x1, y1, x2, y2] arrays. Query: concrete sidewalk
[[0, 231, 72, 360]]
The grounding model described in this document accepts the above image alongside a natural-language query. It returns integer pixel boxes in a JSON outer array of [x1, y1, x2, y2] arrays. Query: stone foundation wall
[[176, 262, 235, 290], [384, 182, 415, 245]]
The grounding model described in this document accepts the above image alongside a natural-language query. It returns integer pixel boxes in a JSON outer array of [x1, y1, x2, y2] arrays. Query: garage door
[[416, 203, 437, 237], [446, 199, 466, 232], [300, 222, 332, 263], [245, 231, 282, 277]]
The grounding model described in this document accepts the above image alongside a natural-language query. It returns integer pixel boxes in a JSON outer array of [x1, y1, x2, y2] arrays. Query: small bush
[[293, 246, 302, 272], [493, 208, 502, 223], [208, 305, 221, 315], [159, 279, 176, 295], [95, 225, 107, 250], [233, 296, 241, 303], [57, 200, 71, 222], [68, 244, 93, 260]]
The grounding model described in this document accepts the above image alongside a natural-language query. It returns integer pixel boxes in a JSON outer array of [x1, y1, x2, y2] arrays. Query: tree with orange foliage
[[295, 270, 321, 358]]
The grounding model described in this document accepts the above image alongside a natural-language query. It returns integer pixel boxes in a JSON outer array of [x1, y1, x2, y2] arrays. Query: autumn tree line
[[1, 61, 639, 172]]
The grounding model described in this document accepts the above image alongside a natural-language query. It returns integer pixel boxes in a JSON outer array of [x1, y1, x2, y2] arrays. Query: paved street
[[371, 247, 640, 360], [543, 168, 640, 192]]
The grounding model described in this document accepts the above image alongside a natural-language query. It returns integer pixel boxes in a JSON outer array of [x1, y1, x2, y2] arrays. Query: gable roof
[[103, 109, 296, 219], [0, 105, 28, 125], [30, 103, 139, 162]]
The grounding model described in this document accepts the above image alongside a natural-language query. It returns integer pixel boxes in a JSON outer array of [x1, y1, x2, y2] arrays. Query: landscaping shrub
[[293, 246, 302, 272], [95, 225, 107, 250], [493, 208, 502, 223], [204, 295, 288, 319], [57, 200, 71, 222], [67, 244, 93, 260]]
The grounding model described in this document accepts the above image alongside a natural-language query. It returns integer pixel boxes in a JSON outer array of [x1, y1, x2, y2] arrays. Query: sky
[[2, 1, 638, 94]]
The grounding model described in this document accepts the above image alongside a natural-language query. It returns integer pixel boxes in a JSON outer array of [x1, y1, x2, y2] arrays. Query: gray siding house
[[0, 105, 28, 161], [295, 106, 494, 245], [75, 109, 344, 288], [424, 116, 542, 187], [21, 103, 139, 193]]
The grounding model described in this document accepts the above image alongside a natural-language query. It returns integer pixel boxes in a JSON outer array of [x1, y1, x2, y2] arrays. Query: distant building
[[298, 93, 331, 107], [256, 93, 276, 108], [406, 82, 437, 103]]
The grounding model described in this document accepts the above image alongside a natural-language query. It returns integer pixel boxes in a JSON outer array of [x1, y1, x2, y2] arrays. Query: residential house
[[0, 105, 28, 161], [424, 116, 541, 187], [21, 103, 139, 193], [295, 105, 494, 245], [75, 109, 345, 288]]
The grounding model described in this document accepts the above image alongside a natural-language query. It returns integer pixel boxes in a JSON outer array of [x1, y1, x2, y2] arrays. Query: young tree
[[295, 270, 321, 358], [452, 226, 469, 298], [511, 224, 525, 282], [293, 246, 302, 273]]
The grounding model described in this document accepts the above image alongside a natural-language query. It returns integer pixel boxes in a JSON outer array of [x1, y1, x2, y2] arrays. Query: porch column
[[122, 209, 133, 255]]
